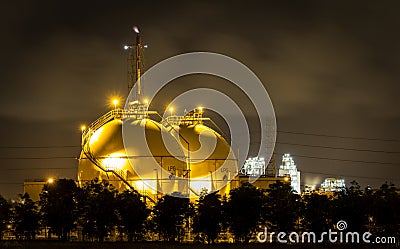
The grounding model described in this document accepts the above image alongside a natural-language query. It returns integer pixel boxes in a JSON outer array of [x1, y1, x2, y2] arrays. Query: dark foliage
[[11, 193, 40, 240], [152, 194, 191, 242], [225, 183, 264, 243], [76, 179, 118, 242], [115, 189, 150, 241], [264, 181, 303, 232], [0, 195, 11, 240], [193, 192, 222, 243], [39, 179, 79, 240]]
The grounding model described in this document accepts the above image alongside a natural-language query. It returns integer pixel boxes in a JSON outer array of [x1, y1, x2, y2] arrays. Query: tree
[[193, 192, 222, 244], [77, 179, 118, 241], [39, 178, 79, 240], [0, 195, 11, 240], [371, 183, 400, 237], [303, 193, 333, 233], [152, 194, 191, 242], [332, 180, 368, 232], [12, 193, 40, 240], [264, 181, 302, 233], [225, 183, 264, 243], [116, 189, 149, 241]]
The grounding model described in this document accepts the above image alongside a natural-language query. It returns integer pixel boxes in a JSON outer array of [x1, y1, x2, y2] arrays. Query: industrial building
[[319, 177, 346, 192], [76, 27, 242, 200], [24, 28, 287, 202], [278, 154, 301, 194], [76, 28, 286, 200]]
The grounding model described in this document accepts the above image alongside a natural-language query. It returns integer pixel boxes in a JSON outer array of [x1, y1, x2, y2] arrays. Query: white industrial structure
[[320, 178, 346, 192], [278, 154, 301, 194], [240, 157, 266, 176]]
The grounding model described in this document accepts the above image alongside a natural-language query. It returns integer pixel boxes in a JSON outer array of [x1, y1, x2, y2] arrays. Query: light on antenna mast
[[133, 26, 140, 33]]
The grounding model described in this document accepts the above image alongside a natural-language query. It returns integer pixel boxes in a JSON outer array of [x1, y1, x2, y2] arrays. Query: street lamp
[[112, 99, 119, 109], [47, 178, 55, 184]]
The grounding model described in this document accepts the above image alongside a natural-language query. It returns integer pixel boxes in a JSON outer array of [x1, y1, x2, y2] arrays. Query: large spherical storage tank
[[78, 117, 187, 197], [78, 112, 238, 199]]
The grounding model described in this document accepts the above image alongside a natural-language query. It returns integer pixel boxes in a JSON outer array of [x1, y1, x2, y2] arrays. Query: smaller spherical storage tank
[[78, 118, 187, 195], [178, 123, 239, 196], [123, 118, 188, 195]]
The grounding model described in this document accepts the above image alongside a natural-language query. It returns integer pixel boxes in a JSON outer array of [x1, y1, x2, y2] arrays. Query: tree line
[[0, 178, 399, 243]]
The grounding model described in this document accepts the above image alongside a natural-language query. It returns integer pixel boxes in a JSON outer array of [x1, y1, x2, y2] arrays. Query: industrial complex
[[24, 28, 348, 201]]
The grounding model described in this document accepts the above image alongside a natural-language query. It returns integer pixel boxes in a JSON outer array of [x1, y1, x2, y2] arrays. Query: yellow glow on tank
[[135, 180, 146, 191], [102, 152, 126, 171], [89, 127, 104, 146], [190, 176, 212, 193]]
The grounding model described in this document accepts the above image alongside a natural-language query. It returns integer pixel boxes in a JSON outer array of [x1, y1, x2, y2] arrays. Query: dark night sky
[[0, 1, 399, 198]]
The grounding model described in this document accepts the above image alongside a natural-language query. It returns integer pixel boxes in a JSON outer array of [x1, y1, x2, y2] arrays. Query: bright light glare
[[47, 178, 54, 184], [198, 106, 203, 113], [81, 125, 86, 132], [112, 98, 119, 109], [169, 107, 174, 115], [133, 26, 140, 33], [144, 98, 149, 105], [124, 45, 129, 50], [102, 153, 126, 171], [135, 180, 146, 191]]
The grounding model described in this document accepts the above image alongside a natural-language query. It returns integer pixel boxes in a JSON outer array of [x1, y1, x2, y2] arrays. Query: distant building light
[[320, 178, 346, 192], [241, 157, 266, 176], [278, 153, 301, 194]]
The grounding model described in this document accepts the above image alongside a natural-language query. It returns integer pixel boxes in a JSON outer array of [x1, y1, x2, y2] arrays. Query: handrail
[[80, 141, 156, 203], [80, 108, 157, 203]]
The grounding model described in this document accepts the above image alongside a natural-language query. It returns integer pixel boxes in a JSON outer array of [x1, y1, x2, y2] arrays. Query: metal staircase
[[80, 108, 156, 203]]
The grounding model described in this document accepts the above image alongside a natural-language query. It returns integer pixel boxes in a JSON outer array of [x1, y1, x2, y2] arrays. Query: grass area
[[0, 241, 397, 249]]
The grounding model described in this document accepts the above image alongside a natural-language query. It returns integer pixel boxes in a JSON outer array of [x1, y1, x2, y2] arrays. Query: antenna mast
[[134, 26, 141, 103], [127, 26, 143, 102]]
